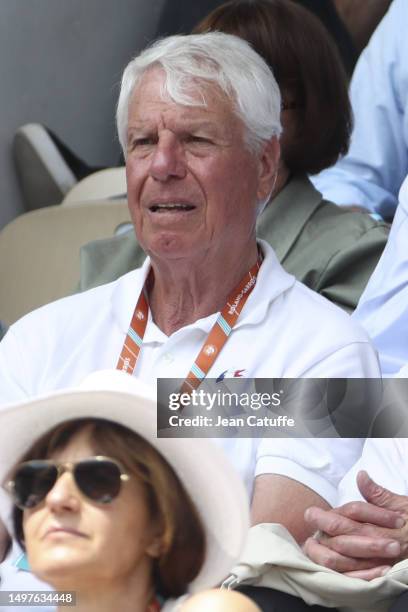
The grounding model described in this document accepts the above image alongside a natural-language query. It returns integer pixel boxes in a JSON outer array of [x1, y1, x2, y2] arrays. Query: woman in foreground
[[0, 370, 257, 611]]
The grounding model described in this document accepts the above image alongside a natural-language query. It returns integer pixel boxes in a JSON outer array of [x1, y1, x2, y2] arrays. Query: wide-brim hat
[[0, 370, 249, 592]]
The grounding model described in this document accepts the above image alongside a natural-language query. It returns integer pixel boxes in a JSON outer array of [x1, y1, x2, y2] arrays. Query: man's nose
[[44, 472, 80, 513], [149, 132, 186, 181]]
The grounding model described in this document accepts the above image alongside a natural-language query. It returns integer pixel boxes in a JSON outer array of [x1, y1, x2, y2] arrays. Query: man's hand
[[303, 470, 408, 580]]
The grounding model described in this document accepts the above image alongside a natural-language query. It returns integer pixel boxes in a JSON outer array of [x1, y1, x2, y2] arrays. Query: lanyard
[[117, 255, 262, 391]]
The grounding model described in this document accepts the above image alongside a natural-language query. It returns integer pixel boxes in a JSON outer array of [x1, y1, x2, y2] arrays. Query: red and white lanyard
[[117, 254, 262, 392]]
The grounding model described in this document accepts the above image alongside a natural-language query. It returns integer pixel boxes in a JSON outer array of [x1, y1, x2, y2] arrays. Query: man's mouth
[[149, 203, 196, 213]]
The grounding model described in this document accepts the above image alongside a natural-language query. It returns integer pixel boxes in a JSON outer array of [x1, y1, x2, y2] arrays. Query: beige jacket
[[224, 524, 408, 612]]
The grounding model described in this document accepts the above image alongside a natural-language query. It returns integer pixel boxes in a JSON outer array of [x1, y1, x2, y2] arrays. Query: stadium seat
[[0, 199, 130, 325]]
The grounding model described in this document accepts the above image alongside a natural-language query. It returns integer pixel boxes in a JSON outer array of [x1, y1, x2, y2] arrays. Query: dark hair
[[11, 418, 205, 599], [194, 0, 352, 174]]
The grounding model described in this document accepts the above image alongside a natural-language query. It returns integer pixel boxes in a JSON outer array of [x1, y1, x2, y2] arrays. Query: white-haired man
[[0, 33, 378, 565]]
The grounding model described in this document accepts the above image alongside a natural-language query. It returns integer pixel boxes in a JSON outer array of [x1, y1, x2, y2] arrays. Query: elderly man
[[1, 32, 378, 558]]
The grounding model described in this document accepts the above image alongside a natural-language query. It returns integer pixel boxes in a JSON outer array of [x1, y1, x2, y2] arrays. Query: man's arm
[[251, 474, 330, 544], [252, 337, 378, 542], [251, 303, 381, 540]]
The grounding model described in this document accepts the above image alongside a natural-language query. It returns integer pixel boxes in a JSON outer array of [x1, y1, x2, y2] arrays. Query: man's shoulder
[[13, 279, 115, 325], [259, 239, 372, 344], [8, 269, 139, 334], [247, 273, 379, 378], [283, 278, 373, 344], [0, 269, 143, 402]]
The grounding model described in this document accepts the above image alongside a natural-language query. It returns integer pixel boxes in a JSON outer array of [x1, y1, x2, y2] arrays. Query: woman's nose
[[44, 472, 81, 513]]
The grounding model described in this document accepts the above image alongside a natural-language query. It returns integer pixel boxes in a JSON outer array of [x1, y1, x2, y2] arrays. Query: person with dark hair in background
[[156, 0, 357, 75], [13, 0, 357, 210], [79, 0, 388, 313]]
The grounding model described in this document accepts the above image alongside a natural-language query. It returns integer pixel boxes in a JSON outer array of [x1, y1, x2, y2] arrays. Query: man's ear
[[256, 136, 280, 203]]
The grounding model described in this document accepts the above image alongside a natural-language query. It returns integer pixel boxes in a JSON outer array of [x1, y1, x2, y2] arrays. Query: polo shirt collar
[[112, 239, 295, 335], [235, 239, 295, 329]]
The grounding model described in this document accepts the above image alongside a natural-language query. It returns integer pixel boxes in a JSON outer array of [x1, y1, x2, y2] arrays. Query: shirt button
[[162, 352, 174, 363]]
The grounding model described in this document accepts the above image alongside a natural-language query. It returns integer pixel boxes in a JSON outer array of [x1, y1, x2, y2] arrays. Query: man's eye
[[132, 138, 154, 147], [185, 135, 211, 144], [128, 137, 156, 152]]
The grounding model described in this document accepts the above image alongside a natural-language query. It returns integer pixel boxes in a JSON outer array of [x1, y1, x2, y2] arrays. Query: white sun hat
[[0, 370, 249, 592]]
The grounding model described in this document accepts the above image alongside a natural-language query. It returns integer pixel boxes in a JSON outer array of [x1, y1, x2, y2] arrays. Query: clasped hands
[[303, 470, 408, 580]]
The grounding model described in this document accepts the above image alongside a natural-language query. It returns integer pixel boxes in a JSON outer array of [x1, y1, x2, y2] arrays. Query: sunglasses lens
[[13, 462, 58, 509], [75, 459, 122, 503]]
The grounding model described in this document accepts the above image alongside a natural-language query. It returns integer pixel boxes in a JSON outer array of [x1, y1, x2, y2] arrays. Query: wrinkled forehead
[[130, 65, 237, 117]]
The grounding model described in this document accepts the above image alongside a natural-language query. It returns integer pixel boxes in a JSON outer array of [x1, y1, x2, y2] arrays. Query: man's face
[[126, 68, 279, 264]]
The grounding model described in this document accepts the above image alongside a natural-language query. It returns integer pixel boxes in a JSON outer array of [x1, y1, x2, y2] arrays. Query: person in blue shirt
[[351, 175, 408, 375], [313, 0, 408, 221]]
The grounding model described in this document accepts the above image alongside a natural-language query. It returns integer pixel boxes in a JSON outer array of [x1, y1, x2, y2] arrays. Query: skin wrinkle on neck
[[148, 238, 259, 335]]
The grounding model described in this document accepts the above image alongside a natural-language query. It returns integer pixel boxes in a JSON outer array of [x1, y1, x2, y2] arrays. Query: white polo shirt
[[0, 240, 380, 601], [0, 240, 379, 505]]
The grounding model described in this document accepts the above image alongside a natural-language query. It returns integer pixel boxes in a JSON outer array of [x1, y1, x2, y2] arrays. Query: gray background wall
[[0, 0, 164, 229]]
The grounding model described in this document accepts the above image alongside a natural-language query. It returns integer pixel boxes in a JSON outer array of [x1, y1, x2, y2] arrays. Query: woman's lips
[[43, 526, 88, 540]]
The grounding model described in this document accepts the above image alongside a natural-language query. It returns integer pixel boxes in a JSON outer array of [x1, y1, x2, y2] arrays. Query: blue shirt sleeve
[[312, 0, 408, 219]]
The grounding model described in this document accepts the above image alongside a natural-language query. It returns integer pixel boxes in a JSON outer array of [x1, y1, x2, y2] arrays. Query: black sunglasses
[[5, 456, 130, 509]]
